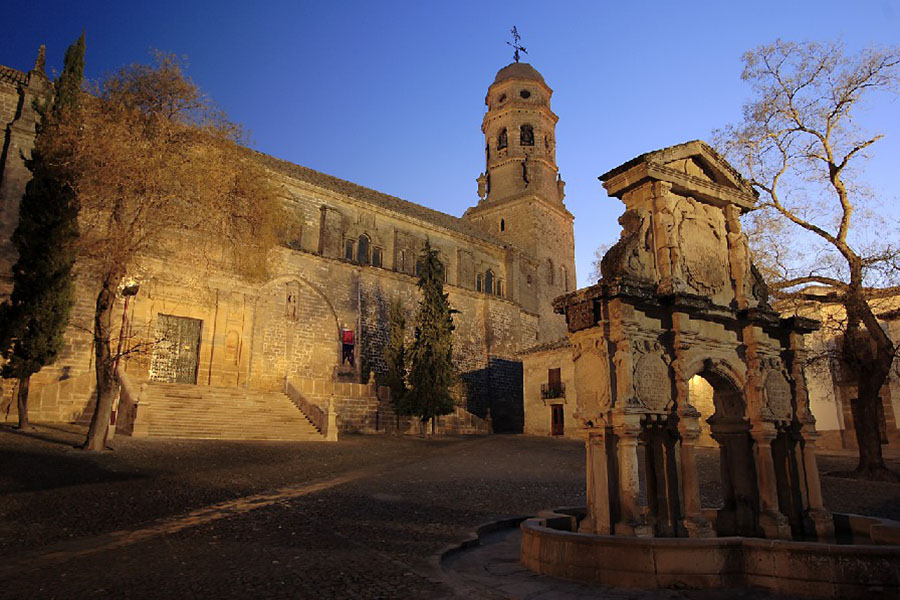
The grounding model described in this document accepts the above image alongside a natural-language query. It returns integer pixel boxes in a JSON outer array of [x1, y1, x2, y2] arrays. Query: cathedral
[[0, 51, 575, 438]]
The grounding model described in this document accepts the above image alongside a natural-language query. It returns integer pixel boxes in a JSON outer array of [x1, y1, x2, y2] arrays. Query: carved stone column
[[750, 423, 792, 540], [787, 331, 833, 540], [612, 414, 652, 537], [582, 427, 614, 534], [670, 311, 713, 537]]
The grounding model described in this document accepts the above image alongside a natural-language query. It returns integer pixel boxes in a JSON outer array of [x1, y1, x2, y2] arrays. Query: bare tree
[[716, 39, 900, 480], [42, 52, 283, 451]]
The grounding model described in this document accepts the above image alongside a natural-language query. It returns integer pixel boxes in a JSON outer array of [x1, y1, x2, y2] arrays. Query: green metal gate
[[150, 314, 203, 384]]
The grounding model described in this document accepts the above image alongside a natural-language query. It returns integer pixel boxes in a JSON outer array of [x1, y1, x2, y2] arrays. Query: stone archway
[[558, 141, 833, 542], [694, 368, 760, 537]]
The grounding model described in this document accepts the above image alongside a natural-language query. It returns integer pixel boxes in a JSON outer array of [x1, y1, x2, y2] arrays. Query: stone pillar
[[799, 428, 834, 540], [613, 415, 652, 536], [678, 415, 714, 537], [750, 424, 792, 539], [582, 428, 613, 534]]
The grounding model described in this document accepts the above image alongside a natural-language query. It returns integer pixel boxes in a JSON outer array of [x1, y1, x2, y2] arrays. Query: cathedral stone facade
[[0, 51, 575, 436]]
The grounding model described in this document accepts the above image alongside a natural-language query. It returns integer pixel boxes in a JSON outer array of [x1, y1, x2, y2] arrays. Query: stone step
[[139, 383, 325, 441]]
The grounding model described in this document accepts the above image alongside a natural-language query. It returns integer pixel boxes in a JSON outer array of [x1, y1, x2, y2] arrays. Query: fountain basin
[[520, 508, 900, 599]]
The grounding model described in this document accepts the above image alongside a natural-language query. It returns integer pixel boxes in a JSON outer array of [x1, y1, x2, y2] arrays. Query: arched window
[[485, 270, 494, 295], [520, 124, 534, 146], [498, 128, 508, 150], [357, 234, 370, 264]]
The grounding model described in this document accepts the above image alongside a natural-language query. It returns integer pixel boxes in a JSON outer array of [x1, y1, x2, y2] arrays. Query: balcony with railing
[[541, 382, 565, 400]]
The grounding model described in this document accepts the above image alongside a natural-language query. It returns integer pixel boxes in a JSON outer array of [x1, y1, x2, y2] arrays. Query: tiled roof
[[253, 151, 505, 246], [518, 337, 571, 356], [0, 65, 28, 86]]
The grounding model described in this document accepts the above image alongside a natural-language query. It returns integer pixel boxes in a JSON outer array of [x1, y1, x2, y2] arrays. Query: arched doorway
[[692, 369, 761, 538]]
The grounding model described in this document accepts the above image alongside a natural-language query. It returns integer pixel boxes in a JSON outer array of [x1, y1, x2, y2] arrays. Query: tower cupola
[[478, 62, 563, 206]]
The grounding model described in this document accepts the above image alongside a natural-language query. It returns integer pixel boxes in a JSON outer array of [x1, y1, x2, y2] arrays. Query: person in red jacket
[[341, 327, 355, 366]]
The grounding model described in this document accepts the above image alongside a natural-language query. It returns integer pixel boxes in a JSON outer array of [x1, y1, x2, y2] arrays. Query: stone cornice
[[603, 162, 757, 211]]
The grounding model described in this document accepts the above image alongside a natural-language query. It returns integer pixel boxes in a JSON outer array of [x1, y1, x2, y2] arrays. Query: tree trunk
[[852, 360, 898, 481], [84, 272, 120, 452], [16, 375, 30, 429], [844, 286, 898, 481]]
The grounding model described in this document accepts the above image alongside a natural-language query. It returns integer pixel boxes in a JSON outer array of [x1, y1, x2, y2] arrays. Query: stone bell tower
[[463, 62, 575, 342]]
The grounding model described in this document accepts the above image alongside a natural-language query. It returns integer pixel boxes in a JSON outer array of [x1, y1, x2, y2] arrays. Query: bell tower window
[[520, 124, 534, 146], [498, 128, 508, 150]]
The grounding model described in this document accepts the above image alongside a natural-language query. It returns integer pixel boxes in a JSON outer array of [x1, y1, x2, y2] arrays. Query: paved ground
[[0, 424, 898, 599]]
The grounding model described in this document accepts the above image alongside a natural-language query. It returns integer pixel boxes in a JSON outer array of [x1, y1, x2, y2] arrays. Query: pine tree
[[0, 34, 84, 429], [383, 297, 409, 428], [406, 240, 456, 431]]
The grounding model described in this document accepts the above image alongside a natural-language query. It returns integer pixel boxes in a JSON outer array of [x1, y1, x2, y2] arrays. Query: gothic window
[[344, 240, 354, 261], [372, 247, 383, 268], [520, 124, 535, 146], [498, 128, 508, 150], [546, 258, 554, 285], [485, 270, 494, 295], [357, 234, 370, 264], [476, 274, 483, 293]]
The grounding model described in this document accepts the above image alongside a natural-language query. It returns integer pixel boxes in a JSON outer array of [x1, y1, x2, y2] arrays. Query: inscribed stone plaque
[[634, 351, 671, 412], [764, 369, 793, 421]]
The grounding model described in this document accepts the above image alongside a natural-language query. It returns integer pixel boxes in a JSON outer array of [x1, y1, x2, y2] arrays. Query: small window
[[400, 250, 406, 273], [372, 247, 382, 268], [500, 219, 505, 232], [498, 128, 508, 150], [520, 124, 534, 146], [357, 234, 370, 264], [520, 90, 531, 99], [485, 270, 494, 295], [498, 93, 507, 103], [496, 279, 504, 297], [476, 274, 483, 292], [345, 240, 354, 261], [527, 274, 533, 286]]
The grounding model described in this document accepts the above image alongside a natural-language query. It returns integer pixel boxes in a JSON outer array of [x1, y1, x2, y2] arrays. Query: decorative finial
[[33, 45, 46, 74], [507, 26, 527, 63]]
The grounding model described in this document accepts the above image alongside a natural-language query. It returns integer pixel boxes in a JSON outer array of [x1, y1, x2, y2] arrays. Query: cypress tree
[[406, 240, 456, 432], [383, 297, 408, 429], [0, 34, 83, 428]]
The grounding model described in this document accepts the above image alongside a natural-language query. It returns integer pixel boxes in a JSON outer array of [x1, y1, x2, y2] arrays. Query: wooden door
[[551, 404, 564, 436]]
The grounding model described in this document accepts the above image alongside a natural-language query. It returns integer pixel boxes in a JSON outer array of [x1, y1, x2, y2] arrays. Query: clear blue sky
[[4, 1, 899, 287]]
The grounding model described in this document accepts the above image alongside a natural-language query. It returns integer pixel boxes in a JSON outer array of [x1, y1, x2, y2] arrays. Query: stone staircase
[[140, 383, 326, 441]]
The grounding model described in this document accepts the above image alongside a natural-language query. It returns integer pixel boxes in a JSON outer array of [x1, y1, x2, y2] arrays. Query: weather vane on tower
[[507, 26, 527, 63]]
